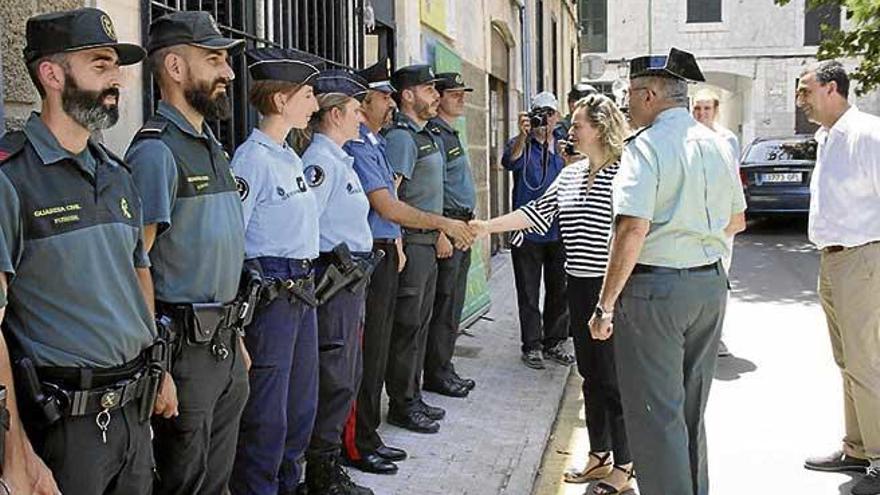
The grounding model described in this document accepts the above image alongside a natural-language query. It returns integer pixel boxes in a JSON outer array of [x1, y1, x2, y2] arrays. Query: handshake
[[438, 218, 491, 251]]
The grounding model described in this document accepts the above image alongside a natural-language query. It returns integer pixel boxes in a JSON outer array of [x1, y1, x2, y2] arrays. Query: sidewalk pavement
[[350, 251, 572, 495]]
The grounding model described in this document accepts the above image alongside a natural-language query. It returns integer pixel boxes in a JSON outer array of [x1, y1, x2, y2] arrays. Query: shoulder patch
[[0, 131, 27, 165], [303, 165, 326, 187], [624, 124, 652, 145], [235, 176, 250, 201]]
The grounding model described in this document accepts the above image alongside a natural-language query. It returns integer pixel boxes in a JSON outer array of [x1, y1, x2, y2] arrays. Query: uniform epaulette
[[0, 131, 27, 166], [134, 116, 168, 140], [96, 142, 132, 173], [624, 124, 652, 145]]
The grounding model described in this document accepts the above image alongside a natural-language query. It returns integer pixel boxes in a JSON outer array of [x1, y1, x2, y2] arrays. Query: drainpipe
[[647, 0, 653, 53], [520, 1, 532, 110]]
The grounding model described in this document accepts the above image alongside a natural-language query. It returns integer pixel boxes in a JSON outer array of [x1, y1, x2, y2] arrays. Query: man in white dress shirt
[[799, 60, 880, 495]]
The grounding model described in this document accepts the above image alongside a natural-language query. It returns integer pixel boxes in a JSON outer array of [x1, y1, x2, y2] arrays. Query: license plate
[[761, 173, 802, 183]]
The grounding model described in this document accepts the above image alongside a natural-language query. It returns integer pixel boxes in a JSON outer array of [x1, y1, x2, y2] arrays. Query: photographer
[[501, 92, 572, 370]]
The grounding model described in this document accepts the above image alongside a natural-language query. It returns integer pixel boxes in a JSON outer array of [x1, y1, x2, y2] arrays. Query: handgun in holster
[[315, 244, 385, 305], [284, 277, 319, 307], [237, 266, 264, 330], [139, 333, 170, 423], [16, 357, 62, 426]]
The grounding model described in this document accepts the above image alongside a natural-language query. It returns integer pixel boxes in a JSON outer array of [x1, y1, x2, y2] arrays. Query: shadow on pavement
[[714, 355, 757, 381], [839, 473, 862, 494], [729, 215, 820, 306]]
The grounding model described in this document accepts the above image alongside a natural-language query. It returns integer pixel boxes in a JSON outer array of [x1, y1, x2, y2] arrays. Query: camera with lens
[[528, 107, 553, 128]]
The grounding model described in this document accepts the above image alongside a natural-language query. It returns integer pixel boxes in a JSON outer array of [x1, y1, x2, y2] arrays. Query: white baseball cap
[[531, 91, 559, 111]]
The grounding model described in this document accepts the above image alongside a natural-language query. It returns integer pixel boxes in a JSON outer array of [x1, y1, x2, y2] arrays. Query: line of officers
[[0, 8, 483, 495]]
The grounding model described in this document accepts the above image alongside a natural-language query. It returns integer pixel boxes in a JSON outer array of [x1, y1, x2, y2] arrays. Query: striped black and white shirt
[[512, 159, 620, 278]]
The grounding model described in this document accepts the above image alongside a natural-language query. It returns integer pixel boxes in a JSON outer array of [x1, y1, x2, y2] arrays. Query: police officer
[[383, 65, 469, 434], [300, 70, 374, 495], [423, 72, 478, 398], [125, 11, 249, 495], [340, 62, 475, 473], [228, 48, 323, 495], [0, 8, 164, 494], [588, 48, 746, 495]]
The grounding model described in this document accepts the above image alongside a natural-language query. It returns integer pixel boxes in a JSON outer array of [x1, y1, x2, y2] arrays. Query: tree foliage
[[776, 0, 880, 95]]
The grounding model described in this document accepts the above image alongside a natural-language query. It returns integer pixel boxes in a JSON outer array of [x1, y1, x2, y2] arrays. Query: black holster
[[261, 276, 318, 308], [314, 244, 385, 305]]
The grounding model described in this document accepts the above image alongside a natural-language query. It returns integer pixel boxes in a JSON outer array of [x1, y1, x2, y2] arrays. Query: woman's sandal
[[563, 452, 613, 484], [591, 464, 635, 495]]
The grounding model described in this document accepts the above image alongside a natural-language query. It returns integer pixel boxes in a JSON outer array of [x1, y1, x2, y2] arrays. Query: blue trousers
[[231, 257, 318, 495]]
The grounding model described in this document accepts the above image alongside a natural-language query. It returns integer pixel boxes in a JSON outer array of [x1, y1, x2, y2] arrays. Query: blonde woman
[[471, 94, 634, 494]]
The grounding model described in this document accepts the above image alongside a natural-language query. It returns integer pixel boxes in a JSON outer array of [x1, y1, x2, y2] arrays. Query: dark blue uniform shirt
[[501, 135, 563, 242]]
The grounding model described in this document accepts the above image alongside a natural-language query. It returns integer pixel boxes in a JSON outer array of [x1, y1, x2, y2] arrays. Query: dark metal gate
[[141, 0, 365, 151]]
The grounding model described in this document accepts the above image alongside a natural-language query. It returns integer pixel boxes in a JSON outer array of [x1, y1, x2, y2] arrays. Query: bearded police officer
[[382, 65, 474, 434], [589, 48, 746, 495], [125, 11, 249, 495], [423, 72, 478, 398], [0, 8, 165, 494], [341, 61, 474, 472]]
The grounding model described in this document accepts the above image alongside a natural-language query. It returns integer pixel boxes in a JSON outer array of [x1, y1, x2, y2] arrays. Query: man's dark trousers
[[424, 247, 471, 384], [231, 258, 318, 495], [153, 324, 250, 495], [22, 397, 153, 494], [511, 238, 569, 353], [386, 239, 438, 413], [344, 243, 399, 458], [614, 265, 727, 495], [308, 283, 366, 461]]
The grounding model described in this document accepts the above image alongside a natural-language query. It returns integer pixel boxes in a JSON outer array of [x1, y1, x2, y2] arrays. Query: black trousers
[[386, 241, 438, 413], [511, 239, 569, 353], [343, 243, 398, 458], [21, 391, 153, 494], [308, 283, 366, 460], [424, 247, 472, 384], [567, 275, 631, 465], [153, 328, 250, 495]]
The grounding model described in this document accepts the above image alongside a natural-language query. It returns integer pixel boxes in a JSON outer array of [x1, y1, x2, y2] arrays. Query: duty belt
[[443, 208, 474, 221], [16, 342, 166, 436], [261, 274, 318, 308]]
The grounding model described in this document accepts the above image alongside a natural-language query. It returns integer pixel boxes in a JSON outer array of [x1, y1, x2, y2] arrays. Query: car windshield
[[744, 139, 817, 162]]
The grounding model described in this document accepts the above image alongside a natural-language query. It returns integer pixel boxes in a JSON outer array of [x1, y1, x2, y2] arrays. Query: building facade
[[577, 0, 880, 147]]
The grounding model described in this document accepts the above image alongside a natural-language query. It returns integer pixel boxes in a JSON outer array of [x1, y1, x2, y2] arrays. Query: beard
[[184, 76, 232, 121], [414, 98, 438, 121], [61, 74, 120, 132]]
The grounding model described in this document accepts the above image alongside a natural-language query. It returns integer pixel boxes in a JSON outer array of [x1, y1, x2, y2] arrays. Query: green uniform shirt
[[613, 108, 746, 268], [0, 113, 156, 367]]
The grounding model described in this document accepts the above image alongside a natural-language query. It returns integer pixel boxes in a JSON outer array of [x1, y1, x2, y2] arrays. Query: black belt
[[443, 208, 474, 221], [373, 238, 397, 246], [632, 262, 719, 275]]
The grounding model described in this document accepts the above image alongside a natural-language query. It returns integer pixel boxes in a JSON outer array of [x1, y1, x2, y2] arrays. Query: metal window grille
[[141, 0, 364, 152], [687, 0, 722, 23]]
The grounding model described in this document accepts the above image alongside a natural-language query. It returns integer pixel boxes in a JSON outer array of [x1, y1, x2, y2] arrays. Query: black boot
[[305, 456, 374, 495]]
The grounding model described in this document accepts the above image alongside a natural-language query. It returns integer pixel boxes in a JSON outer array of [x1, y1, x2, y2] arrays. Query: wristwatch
[[594, 305, 614, 321]]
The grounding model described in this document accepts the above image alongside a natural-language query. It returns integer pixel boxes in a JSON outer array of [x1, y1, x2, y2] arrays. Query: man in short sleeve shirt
[[1, 8, 160, 494], [589, 48, 746, 495]]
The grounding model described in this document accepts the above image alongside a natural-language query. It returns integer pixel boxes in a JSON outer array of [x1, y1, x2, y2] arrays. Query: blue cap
[[313, 69, 370, 101], [246, 47, 325, 85]]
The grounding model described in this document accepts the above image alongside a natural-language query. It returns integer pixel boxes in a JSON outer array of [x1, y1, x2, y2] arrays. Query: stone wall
[[1, 0, 84, 132]]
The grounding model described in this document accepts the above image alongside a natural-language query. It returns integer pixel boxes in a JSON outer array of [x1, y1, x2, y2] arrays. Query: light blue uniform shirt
[[302, 133, 372, 253], [613, 108, 747, 268], [231, 128, 319, 260]]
